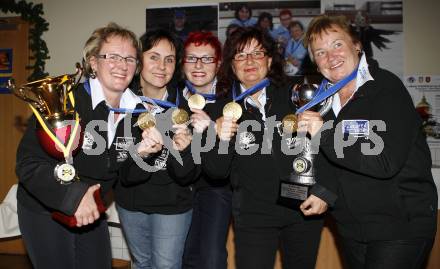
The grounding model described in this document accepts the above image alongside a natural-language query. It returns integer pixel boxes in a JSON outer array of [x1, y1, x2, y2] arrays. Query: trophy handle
[[318, 95, 333, 116], [7, 79, 46, 112], [66, 62, 83, 94]]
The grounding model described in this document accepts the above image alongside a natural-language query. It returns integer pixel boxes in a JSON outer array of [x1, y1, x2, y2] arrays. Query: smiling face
[[90, 35, 137, 95], [141, 38, 176, 91], [310, 26, 361, 83], [290, 24, 304, 41], [232, 38, 272, 89], [238, 7, 250, 21], [183, 43, 219, 93]]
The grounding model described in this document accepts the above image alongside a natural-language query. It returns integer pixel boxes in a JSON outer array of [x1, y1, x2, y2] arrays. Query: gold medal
[[172, 108, 189, 124], [137, 112, 156, 130], [188, 93, 206, 110], [282, 114, 298, 134], [222, 102, 242, 120]]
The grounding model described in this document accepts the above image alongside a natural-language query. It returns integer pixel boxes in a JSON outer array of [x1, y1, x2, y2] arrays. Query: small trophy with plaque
[[278, 83, 333, 209]]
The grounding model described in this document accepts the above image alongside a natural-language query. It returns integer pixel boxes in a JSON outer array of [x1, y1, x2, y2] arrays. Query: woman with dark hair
[[229, 3, 257, 28], [256, 12, 276, 40], [114, 28, 197, 269], [180, 31, 232, 269], [204, 27, 335, 269], [301, 14, 437, 269]]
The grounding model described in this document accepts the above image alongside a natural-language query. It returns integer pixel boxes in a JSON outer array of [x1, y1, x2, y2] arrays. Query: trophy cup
[[8, 64, 105, 227], [278, 83, 333, 209]]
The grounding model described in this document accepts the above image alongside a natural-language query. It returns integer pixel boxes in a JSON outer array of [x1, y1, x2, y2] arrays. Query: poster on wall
[[218, 1, 320, 44], [219, 1, 320, 78], [146, 5, 218, 42], [322, 0, 403, 79], [0, 48, 13, 94], [405, 75, 440, 166]]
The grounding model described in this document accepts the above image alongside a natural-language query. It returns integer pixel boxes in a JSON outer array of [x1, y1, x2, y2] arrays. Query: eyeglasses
[[97, 53, 138, 65], [184, 55, 217, 64], [233, 51, 267, 61]]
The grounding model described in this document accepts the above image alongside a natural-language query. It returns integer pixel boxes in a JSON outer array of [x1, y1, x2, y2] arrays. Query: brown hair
[[304, 15, 360, 61], [216, 27, 285, 97]]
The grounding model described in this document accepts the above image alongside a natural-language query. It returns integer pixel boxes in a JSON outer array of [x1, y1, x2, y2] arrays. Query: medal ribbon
[[139, 89, 180, 109], [29, 75, 80, 162], [185, 80, 216, 101], [295, 66, 358, 114], [232, 78, 270, 102], [84, 80, 149, 114]]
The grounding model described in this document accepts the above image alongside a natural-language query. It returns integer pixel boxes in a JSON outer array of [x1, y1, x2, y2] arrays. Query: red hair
[[183, 31, 222, 61], [279, 9, 292, 17]]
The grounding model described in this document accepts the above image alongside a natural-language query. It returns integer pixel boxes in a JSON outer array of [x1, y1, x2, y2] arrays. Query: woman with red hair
[[181, 31, 232, 269]]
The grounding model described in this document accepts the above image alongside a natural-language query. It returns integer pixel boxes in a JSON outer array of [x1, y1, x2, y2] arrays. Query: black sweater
[[114, 87, 199, 214], [319, 59, 438, 241], [16, 84, 144, 215], [203, 82, 337, 226]]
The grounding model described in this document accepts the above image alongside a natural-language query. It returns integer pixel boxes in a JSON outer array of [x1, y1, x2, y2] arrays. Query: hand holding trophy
[[278, 83, 333, 209], [8, 64, 106, 227]]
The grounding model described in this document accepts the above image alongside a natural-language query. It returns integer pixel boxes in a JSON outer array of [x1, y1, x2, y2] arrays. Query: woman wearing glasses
[[203, 27, 336, 269], [114, 29, 197, 269], [16, 23, 145, 268], [180, 31, 232, 269]]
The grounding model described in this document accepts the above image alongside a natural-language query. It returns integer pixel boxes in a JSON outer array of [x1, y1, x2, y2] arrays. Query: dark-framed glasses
[[184, 55, 217, 64], [97, 53, 138, 65], [233, 51, 267, 61]]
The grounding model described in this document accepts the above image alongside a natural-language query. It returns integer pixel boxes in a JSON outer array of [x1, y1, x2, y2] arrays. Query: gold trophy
[[8, 64, 106, 227], [8, 64, 83, 180]]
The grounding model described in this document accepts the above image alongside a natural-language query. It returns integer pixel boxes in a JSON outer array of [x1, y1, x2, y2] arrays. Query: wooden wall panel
[[0, 17, 31, 200]]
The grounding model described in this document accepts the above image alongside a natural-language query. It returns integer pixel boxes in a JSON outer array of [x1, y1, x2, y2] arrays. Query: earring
[[90, 70, 96, 79]]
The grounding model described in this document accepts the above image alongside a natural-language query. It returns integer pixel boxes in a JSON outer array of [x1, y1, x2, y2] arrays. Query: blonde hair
[[82, 22, 141, 77]]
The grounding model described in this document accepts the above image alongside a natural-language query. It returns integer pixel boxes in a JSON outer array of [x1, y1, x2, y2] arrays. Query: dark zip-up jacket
[[203, 81, 337, 226], [114, 86, 199, 214], [16, 84, 143, 215], [319, 59, 437, 241]]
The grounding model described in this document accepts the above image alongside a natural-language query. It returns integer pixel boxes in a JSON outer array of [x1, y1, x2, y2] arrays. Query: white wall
[[1, 0, 439, 76]]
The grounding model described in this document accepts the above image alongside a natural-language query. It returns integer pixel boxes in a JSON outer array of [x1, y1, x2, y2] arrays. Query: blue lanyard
[[139, 88, 180, 108], [232, 78, 270, 102], [83, 80, 148, 114], [287, 40, 301, 55], [185, 80, 216, 101], [296, 66, 358, 114]]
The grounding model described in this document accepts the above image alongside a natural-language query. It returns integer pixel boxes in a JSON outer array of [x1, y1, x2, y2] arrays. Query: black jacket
[[319, 59, 438, 241], [114, 87, 199, 214], [203, 82, 337, 226], [191, 93, 231, 190], [16, 83, 143, 215]]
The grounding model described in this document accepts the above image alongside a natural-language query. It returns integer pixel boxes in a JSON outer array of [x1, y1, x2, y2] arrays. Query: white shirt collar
[[89, 77, 142, 110], [331, 53, 374, 116], [241, 83, 267, 121]]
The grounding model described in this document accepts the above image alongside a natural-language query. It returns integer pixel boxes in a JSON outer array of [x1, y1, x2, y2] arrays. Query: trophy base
[[277, 180, 312, 209], [51, 189, 106, 227]]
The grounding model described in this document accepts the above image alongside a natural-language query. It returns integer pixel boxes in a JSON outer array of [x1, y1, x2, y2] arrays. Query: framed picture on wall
[[146, 5, 219, 42], [0, 48, 13, 93]]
